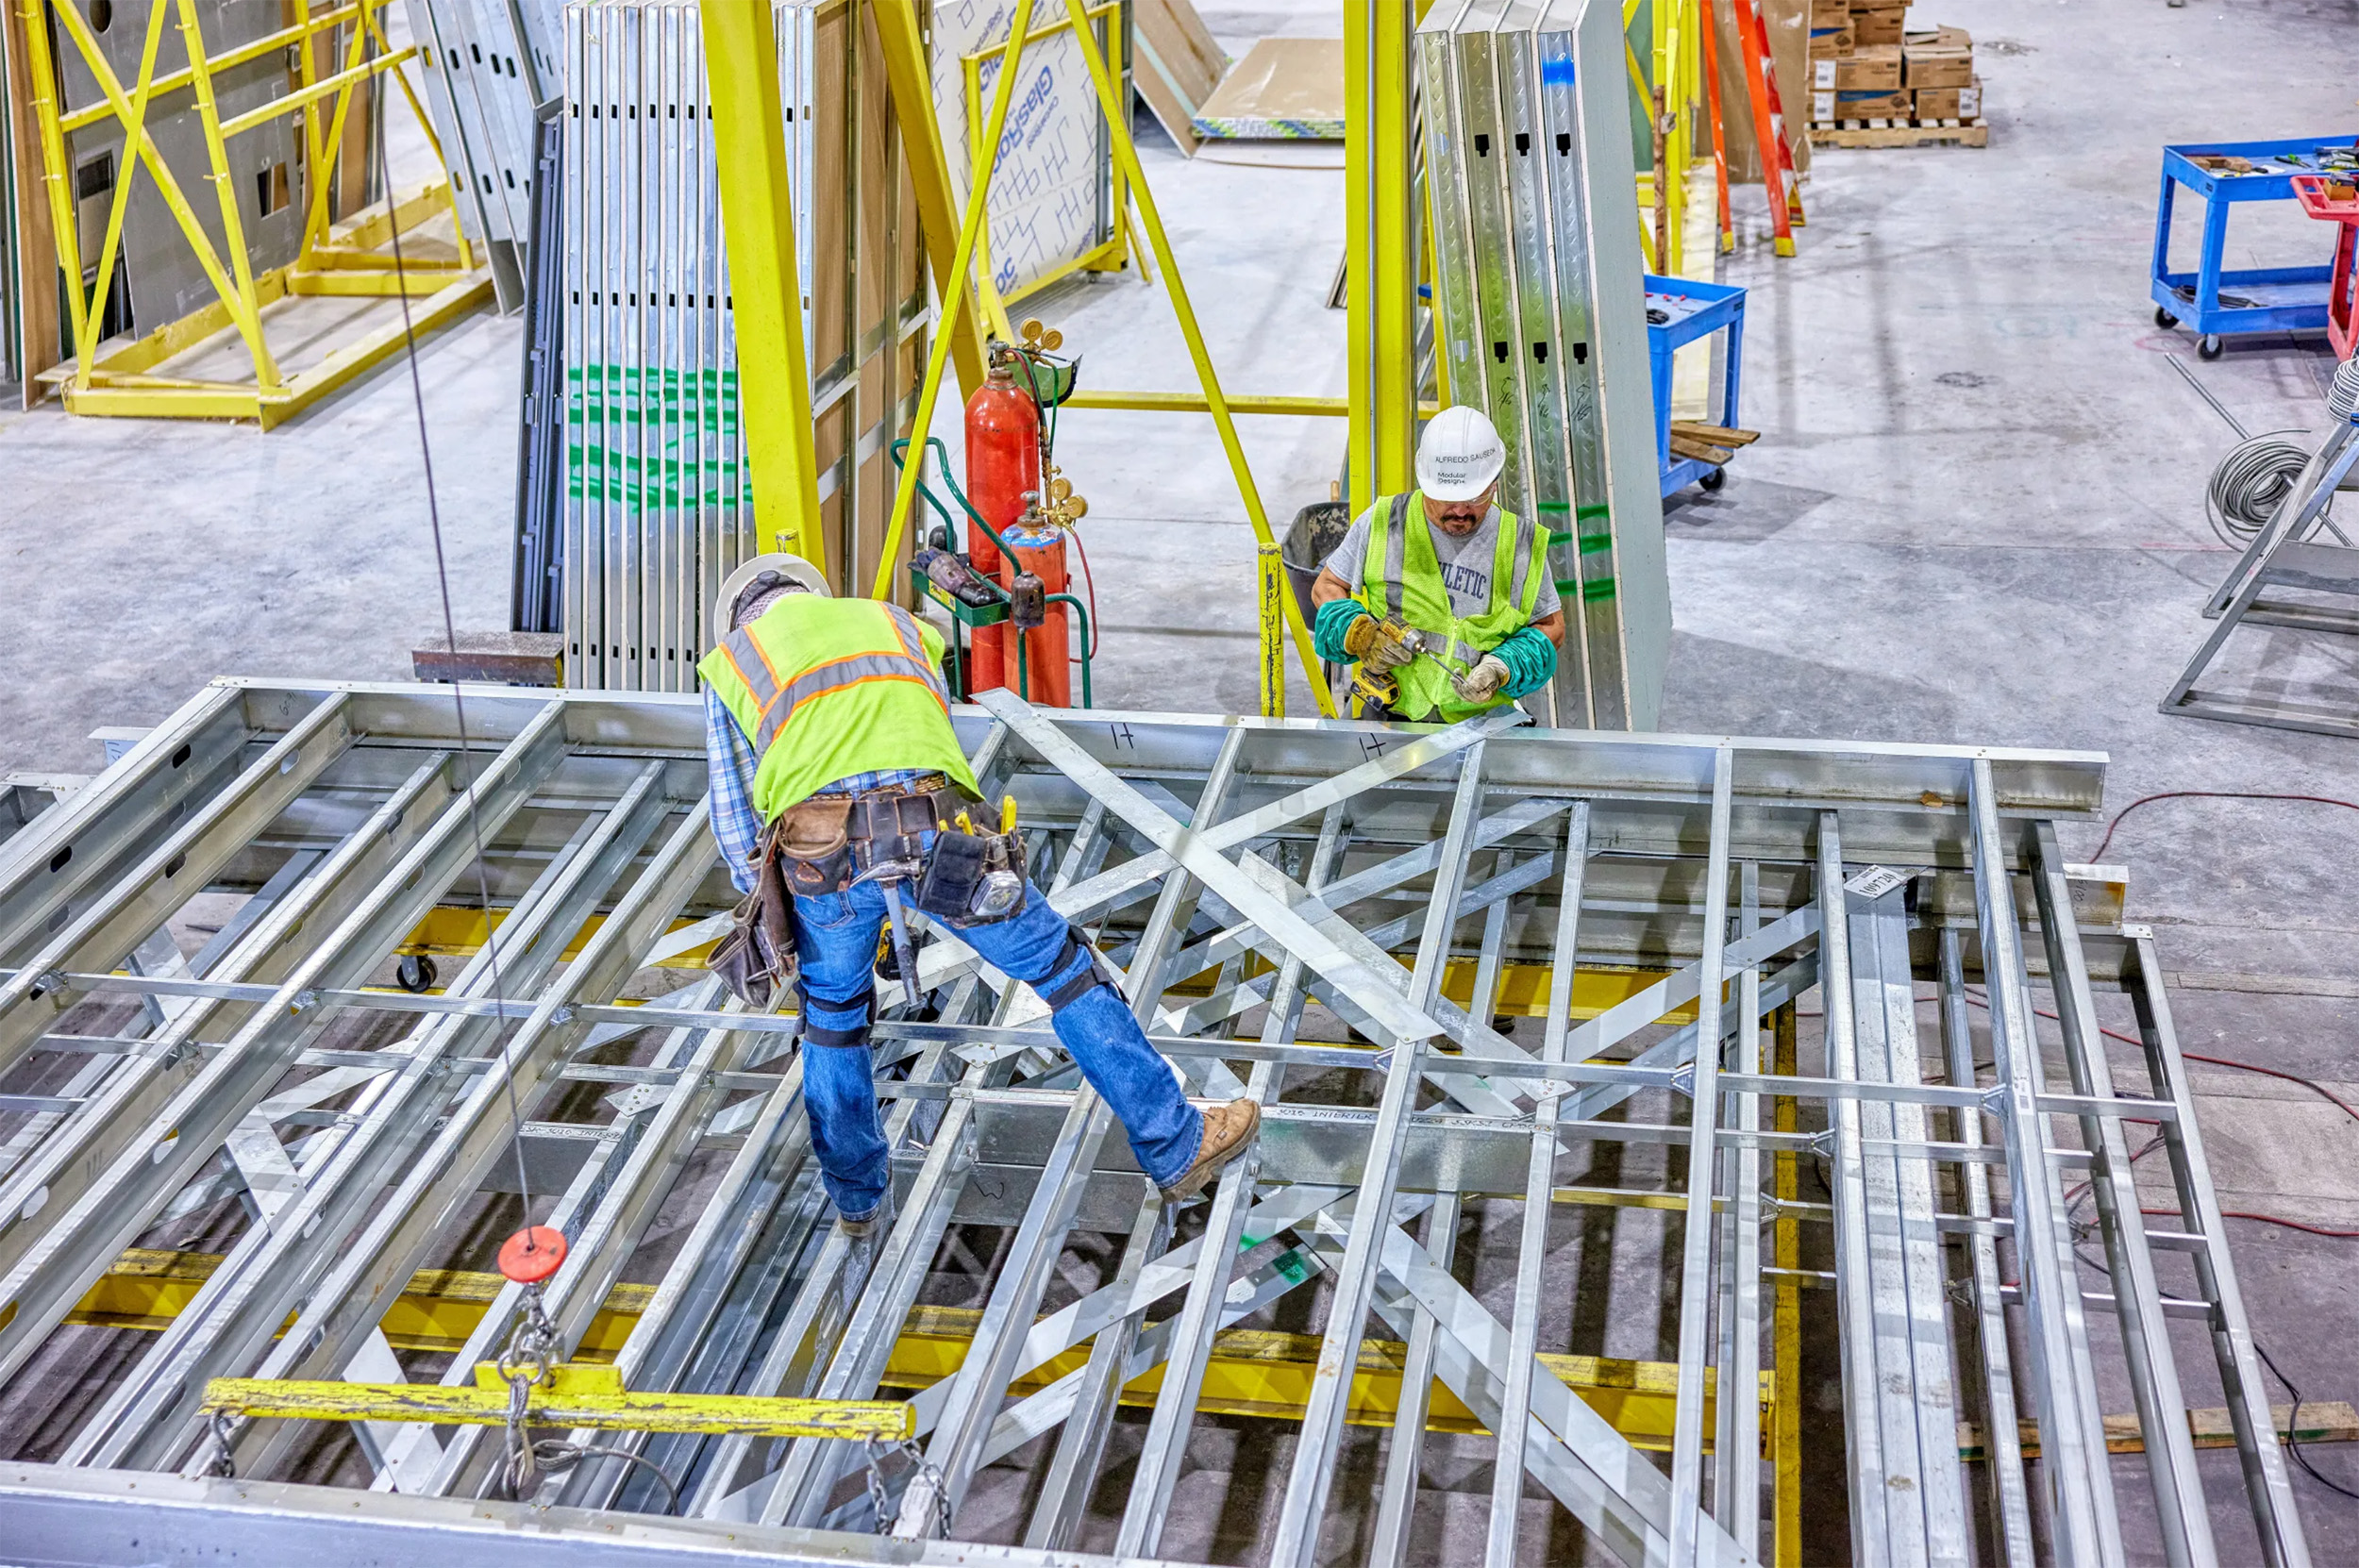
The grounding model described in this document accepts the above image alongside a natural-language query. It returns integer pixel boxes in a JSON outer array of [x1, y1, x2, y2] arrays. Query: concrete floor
[[6, 0, 2359, 1559]]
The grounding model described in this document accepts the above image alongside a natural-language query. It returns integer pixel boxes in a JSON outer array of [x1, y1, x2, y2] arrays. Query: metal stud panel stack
[[560, 1, 815, 692], [0, 677, 2314, 1568], [406, 0, 561, 309], [1418, 0, 1671, 731]]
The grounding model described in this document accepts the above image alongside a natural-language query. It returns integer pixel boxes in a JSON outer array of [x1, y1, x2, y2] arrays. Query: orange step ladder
[[1731, 0, 1805, 256]]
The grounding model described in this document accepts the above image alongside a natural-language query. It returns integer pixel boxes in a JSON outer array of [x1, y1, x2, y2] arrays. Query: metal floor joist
[[0, 677, 2313, 1567]]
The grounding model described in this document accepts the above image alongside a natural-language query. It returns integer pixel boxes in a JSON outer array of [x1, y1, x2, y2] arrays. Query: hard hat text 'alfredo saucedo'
[[1414, 405, 1508, 502]]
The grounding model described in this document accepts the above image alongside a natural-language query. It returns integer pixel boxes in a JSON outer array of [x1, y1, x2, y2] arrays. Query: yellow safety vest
[[697, 598, 980, 820], [1354, 492, 1545, 722]]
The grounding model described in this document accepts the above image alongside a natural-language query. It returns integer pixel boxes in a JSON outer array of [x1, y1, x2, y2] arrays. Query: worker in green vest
[[698, 555, 1260, 1237], [1306, 406, 1564, 722]]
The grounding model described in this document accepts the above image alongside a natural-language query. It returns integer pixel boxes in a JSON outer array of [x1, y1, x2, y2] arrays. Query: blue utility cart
[[1642, 274, 1747, 497], [2151, 134, 2359, 359]]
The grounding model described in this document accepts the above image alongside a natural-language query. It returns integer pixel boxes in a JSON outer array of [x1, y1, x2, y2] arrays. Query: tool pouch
[[850, 787, 960, 876], [775, 796, 856, 897], [710, 822, 800, 1010], [915, 828, 1029, 926]]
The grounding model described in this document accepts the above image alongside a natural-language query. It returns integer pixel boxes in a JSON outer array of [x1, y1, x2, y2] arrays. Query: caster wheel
[[2199, 335, 2224, 360], [1698, 466, 1727, 492], [2154, 306, 2179, 328], [395, 954, 438, 993]]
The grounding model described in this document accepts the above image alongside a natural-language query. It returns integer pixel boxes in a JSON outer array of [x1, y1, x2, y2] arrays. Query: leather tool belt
[[711, 776, 1024, 1009], [770, 774, 972, 898]]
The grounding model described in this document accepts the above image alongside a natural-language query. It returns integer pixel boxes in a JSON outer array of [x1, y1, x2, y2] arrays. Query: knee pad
[[799, 990, 873, 1050], [1036, 929, 1121, 1012]]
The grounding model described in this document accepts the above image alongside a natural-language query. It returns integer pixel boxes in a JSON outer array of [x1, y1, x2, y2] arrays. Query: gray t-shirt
[[1322, 500, 1561, 622]]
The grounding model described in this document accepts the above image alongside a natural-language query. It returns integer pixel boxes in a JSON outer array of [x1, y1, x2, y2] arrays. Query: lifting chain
[[496, 1278, 563, 1498], [201, 1410, 243, 1478], [862, 1437, 951, 1537]]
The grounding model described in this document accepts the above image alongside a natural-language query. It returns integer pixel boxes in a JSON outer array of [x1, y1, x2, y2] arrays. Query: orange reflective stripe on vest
[[717, 604, 950, 759]]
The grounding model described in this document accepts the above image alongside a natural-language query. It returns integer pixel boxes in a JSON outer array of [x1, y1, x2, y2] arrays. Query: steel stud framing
[[0, 676, 2308, 1568]]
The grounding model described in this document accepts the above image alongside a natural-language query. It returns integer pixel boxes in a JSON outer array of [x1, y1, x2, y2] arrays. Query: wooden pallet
[[1809, 117, 1989, 148]]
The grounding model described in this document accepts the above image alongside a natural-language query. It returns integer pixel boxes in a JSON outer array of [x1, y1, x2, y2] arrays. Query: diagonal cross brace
[[973, 692, 1448, 1045]]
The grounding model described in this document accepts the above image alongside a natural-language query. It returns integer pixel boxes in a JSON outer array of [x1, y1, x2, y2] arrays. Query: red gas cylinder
[[999, 513, 1071, 708], [962, 360, 1040, 693]]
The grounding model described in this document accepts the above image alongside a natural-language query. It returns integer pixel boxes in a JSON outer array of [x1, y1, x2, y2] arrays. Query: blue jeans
[[791, 872, 1205, 1219]]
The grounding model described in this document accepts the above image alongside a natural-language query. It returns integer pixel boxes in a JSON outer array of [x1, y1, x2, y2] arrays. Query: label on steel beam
[[1844, 864, 1909, 900]]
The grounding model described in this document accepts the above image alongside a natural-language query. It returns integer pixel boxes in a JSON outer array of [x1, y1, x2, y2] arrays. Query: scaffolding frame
[[0, 676, 2312, 1568]]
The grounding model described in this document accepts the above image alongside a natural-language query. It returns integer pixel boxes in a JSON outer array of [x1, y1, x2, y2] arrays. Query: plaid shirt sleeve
[[705, 690, 764, 895]]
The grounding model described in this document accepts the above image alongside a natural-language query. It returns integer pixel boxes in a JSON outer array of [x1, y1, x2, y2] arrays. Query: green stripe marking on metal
[[1581, 577, 1618, 603], [568, 365, 750, 509]]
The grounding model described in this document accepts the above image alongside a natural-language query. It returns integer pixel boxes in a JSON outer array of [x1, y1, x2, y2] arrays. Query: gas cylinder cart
[[2150, 134, 2359, 359], [893, 437, 1097, 709], [1644, 275, 1749, 498]]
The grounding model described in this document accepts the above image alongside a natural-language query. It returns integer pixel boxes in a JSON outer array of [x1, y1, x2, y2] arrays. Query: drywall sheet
[[1132, 0, 1226, 155], [1192, 38, 1342, 140]]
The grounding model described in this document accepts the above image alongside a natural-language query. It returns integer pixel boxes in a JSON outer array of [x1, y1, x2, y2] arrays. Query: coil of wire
[[2333, 354, 2359, 421], [2205, 434, 2326, 547]]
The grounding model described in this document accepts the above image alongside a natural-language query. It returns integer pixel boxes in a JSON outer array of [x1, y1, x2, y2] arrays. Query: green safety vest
[[1354, 491, 1545, 723], [697, 598, 980, 821]]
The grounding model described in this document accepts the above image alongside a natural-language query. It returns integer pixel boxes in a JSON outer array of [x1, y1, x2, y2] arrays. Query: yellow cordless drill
[[1343, 612, 1428, 713]]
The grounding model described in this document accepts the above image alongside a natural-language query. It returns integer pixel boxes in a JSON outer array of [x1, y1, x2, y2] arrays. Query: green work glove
[[1494, 626, 1559, 697], [1313, 597, 1372, 663]]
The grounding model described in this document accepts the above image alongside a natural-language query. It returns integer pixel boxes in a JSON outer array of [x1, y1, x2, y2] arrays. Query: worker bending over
[[699, 555, 1259, 1235], [1309, 406, 1565, 722]]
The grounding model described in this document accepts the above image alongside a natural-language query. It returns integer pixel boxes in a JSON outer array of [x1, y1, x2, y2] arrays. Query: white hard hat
[[714, 552, 830, 632], [1415, 406, 1507, 502]]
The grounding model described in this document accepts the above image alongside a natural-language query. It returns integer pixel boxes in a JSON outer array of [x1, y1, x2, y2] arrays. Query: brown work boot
[[1161, 1099, 1262, 1202]]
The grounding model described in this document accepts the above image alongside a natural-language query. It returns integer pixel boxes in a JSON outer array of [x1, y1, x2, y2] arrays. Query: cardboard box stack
[[1806, 4, 1982, 132]]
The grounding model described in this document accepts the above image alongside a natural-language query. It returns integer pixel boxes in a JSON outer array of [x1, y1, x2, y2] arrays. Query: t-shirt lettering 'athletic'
[[1321, 502, 1563, 622]]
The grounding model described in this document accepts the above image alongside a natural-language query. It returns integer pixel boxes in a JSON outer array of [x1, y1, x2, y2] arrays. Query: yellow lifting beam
[[201, 1360, 912, 1441], [125, 1261, 1753, 1451], [698, 0, 827, 575], [879, 1305, 1760, 1448], [1771, 1002, 1802, 1564]]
